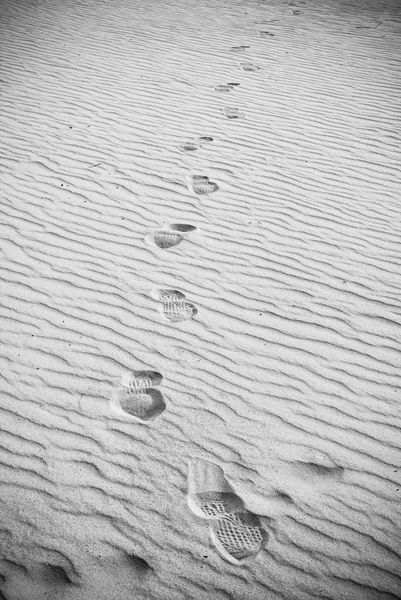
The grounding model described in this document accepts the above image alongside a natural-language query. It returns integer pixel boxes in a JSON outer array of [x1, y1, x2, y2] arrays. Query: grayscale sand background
[[0, 0, 400, 598]]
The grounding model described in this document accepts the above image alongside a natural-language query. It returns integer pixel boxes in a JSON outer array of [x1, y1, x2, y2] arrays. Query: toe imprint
[[151, 288, 186, 302], [191, 175, 210, 183], [239, 62, 260, 71], [188, 491, 245, 519], [121, 370, 163, 391], [222, 108, 246, 119]]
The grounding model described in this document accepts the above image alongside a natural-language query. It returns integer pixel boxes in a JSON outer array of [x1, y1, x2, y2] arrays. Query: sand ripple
[[0, 0, 400, 599]]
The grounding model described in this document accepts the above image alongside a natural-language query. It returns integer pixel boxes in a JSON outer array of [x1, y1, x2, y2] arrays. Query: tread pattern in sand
[[188, 175, 219, 195], [152, 288, 197, 322]]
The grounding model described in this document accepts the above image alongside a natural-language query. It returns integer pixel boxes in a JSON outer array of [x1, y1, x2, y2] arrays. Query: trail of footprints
[[110, 25, 325, 566]]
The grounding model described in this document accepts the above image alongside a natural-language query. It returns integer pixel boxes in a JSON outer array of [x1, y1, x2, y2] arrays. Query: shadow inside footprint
[[239, 62, 260, 72], [112, 388, 166, 422], [179, 141, 200, 151], [40, 564, 74, 586], [166, 223, 198, 233], [230, 45, 250, 52], [215, 84, 234, 92], [126, 554, 153, 577]]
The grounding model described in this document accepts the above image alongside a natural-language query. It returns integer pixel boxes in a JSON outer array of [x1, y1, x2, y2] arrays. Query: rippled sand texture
[[1, 0, 401, 598]]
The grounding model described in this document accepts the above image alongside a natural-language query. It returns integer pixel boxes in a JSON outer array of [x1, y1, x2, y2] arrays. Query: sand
[[0, 0, 400, 598]]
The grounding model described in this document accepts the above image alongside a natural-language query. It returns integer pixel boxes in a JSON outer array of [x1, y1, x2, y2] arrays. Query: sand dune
[[1, 0, 401, 598]]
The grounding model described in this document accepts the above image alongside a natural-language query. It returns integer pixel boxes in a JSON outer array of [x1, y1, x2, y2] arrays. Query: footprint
[[187, 459, 245, 519], [291, 9, 301, 15], [238, 62, 260, 72], [152, 288, 197, 322], [178, 136, 214, 152], [214, 84, 235, 92], [188, 175, 218, 195], [221, 108, 246, 120], [187, 460, 268, 564], [145, 223, 197, 249], [111, 372, 165, 422], [160, 298, 197, 323], [145, 230, 184, 249], [230, 45, 251, 52], [209, 513, 267, 565]]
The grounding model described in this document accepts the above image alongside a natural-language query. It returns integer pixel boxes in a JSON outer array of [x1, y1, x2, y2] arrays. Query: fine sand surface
[[1, 0, 401, 598]]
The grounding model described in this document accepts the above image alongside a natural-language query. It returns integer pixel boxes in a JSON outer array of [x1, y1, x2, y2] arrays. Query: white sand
[[0, 0, 401, 598]]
